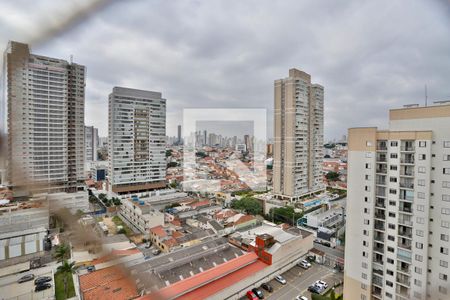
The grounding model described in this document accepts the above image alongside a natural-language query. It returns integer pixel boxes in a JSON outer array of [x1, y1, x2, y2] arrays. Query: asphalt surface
[[240, 262, 343, 300], [0, 262, 57, 299], [313, 242, 345, 260]]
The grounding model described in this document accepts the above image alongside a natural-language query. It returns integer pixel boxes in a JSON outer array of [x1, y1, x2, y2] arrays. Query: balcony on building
[[400, 153, 415, 164], [400, 140, 415, 152], [396, 285, 410, 299], [376, 175, 386, 186], [372, 286, 382, 299], [373, 253, 384, 265], [398, 225, 412, 239], [372, 273, 383, 287], [377, 140, 388, 151], [375, 197, 386, 209], [373, 266, 384, 277], [397, 261, 411, 275], [374, 208, 385, 220], [400, 165, 414, 177], [374, 219, 385, 231], [376, 164, 387, 174], [374, 231, 385, 243], [398, 237, 412, 250], [373, 242, 384, 254], [399, 178, 414, 189], [399, 202, 413, 214], [399, 189, 414, 202], [396, 273, 411, 287], [376, 152, 387, 162], [398, 213, 413, 227], [397, 248, 412, 263], [376, 186, 386, 197]]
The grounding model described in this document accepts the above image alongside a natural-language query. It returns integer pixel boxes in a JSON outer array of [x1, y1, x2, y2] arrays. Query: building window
[[417, 192, 425, 199], [416, 242, 423, 249], [389, 188, 397, 194], [442, 208, 450, 215], [387, 258, 394, 264], [440, 260, 449, 268], [443, 181, 450, 188], [444, 154, 450, 161], [419, 154, 426, 160], [417, 204, 425, 211], [362, 273, 367, 279], [439, 286, 448, 295], [365, 163, 371, 169], [418, 179, 425, 186], [444, 141, 450, 148], [390, 165, 398, 171], [415, 267, 422, 274], [442, 221, 450, 228], [387, 269, 394, 276], [415, 255, 423, 262], [419, 141, 427, 147], [391, 141, 398, 147], [416, 230, 424, 237], [388, 235, 395, 241], [416, 217, 425, 224], [441, 247, 449, 255], [387, 246, 394, 253], [361, 283, 367, 290], [386, 281, 393, 287], [440, 273, 448, 281], [365, 152, 372, 158], [444, 168, 450, 175], [443, 195, 450, 202], [390, 153, 398, 159], [418, 167, 426, 173], [362, 262, 368, 269], [441, 234, 449, 242], [414, 279, 422, 287]]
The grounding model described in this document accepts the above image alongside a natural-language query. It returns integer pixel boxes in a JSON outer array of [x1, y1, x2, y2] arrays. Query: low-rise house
[[120, 196, 164, 235]]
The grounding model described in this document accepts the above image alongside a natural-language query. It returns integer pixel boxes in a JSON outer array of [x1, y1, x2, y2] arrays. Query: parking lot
[[241, 262, 343, 300], [0, 265, 55, 300]]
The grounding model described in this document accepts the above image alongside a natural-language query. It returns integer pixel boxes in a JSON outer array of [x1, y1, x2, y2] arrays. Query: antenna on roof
[[425, 84, 428, 107], [70, 54, 73, 64]]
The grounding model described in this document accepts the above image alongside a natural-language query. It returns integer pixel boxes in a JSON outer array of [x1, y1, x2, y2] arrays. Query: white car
[[315, 280, 328, 289], [275, 275, 287, 285], [295, 296, 308, 300], [298, 259, 311, 269]]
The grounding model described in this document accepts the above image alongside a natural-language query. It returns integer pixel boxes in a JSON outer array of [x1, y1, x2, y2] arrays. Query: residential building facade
[[5, 41, 85, 195], [85, 125, 99, 162], [108, 87, 166, 194], [344, 103, 450, 300], [273, 68, 325, 201]]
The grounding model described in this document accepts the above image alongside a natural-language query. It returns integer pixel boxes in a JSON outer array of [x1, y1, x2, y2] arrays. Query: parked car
[[252, 288, 264, 299], [18, 274, 34, 283], [315, 280, 328, 289], [35, 283, 52, 292], [295, 296, 308, 300], [246, 291, 258, 300], [260, 283, 273, 292], [298, 259, 311, 269], [321, 241, 335, 248], [34, 276, 52, 285], [274, 275, 287, 285], [308, 285, 321, 294], [152, 249, 161, 255]]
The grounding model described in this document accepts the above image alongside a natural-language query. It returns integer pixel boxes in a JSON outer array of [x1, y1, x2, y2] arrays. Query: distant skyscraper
[[108, 87, 166, 195], [203, 130, 207, 146], [85, 126, 99, 162], [177, 125, 182, 145], [273, 68, 325, 201], [344, 103, 450, 300], [5, 41, 85, 195]]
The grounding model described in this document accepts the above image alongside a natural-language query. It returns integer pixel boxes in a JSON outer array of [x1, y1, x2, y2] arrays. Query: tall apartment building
[[5, 41, 85, 195], [344, 103, 450, 300], [85, 125, 99, 162], [108, 87, 166, 195], [273, 68, 325, 201]]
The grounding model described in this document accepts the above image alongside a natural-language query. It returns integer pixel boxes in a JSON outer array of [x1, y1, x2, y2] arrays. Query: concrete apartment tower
[[5, 41, 85, 195], [85, 125, 99, 162], [108, 87, 166, 195], [344, 103, 450, 300], [273, 68, 325, 201]]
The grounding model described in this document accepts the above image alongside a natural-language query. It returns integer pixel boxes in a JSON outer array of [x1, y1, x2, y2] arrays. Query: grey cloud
[[1, 0, 449, 141]]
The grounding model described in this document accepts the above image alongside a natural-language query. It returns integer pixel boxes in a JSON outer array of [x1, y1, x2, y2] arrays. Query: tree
[[230, 197, 262, 215], [57, 260, 76, 274], [165, 149, 173, 157], [169, 181, 177, 189], [325, 171, 340, 181], [167, 161, 178, 168], [111, 197, 121, 206], [266, 206, 303, 225], [55, 244, 70, 263]]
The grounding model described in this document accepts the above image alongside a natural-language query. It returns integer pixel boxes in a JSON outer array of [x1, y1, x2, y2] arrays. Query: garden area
[[111, 215, 134, 237]]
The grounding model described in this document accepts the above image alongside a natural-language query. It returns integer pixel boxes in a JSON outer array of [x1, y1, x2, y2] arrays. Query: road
[[0, 262, 58, 300], [266, 263, 343, 300], [313, 242, 344, 260]]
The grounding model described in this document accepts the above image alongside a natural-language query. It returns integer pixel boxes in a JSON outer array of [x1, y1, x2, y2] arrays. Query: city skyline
[[1, 1, 449, 141]]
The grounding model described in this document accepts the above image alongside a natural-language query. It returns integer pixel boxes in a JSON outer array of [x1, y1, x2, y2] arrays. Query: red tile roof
[[79, 266, 138, 300], [234, 214, 256, 225], [140, 252, 266, 300], [149, 225, 167, 238], [190, 200, 210, 208]]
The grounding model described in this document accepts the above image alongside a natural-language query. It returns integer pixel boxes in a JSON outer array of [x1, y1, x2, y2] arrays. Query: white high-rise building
[[344, 103, 450, 300], [5, 41, 85, 195], [273, 68, 325, 201], [108, 87, 166, 195], [85, 125, 99, 162]]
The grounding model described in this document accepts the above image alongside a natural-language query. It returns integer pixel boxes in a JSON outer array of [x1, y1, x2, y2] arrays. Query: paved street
[[313, 242, 345, 260], [0, 262, 58, 300], [265, 263, 343, 300]]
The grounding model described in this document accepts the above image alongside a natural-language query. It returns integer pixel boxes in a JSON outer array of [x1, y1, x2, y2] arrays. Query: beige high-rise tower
[[344, 103, 450, 300], [5, 41, 85, 196], [273, 68, 325, 201]]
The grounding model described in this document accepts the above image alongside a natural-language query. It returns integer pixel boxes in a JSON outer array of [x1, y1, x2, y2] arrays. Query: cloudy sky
[[1, 0, 449, 141]]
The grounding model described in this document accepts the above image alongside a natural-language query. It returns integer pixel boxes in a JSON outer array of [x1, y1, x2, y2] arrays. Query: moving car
[[295, 296, 308, 300], [18, 274, 35, 283], [34, 276, 52, 285], [260, 283, 273, 292], [274, 275, 287, 285], [252, 288, 264, 299], [35, 283, 52, 292], [246, 291, 258, 300], [298, 259, 311, 269]]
